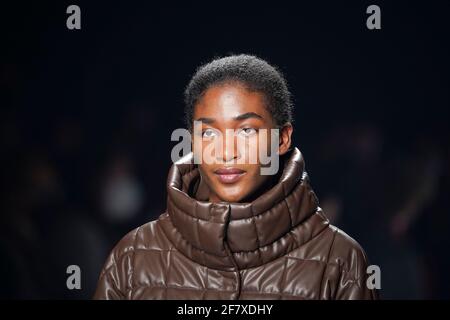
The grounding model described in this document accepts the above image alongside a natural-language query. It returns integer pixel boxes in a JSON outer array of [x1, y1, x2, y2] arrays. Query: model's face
[[192, 83, 292, 203]]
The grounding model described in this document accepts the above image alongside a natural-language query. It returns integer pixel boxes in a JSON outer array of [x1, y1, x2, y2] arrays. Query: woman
[[94, 54, 378, 300]]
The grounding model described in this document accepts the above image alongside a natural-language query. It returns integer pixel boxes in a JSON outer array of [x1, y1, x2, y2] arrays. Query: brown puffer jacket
[[94, 148, 378, 300]]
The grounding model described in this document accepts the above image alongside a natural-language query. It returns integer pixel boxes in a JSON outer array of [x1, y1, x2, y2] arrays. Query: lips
[[214, 167, 246, 184]]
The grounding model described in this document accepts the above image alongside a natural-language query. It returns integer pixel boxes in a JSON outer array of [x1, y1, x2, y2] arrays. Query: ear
[[278, 123, 293, 156]]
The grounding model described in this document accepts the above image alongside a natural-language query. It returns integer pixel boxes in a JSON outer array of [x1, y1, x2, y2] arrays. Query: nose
[[220, 130, 239, 163]]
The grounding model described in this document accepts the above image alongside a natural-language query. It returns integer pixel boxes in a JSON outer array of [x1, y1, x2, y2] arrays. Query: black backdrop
[[1, 1, 449, 299]]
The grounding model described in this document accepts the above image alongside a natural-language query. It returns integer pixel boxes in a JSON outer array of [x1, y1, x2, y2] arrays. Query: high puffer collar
[[160, 147, 330, 271]]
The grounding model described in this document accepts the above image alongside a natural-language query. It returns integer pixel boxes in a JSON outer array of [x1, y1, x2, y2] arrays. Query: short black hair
[[184, 54, 293, 130]]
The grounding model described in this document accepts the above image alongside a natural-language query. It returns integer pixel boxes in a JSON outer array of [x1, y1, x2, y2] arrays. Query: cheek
[[236, 133, 273, 164], [236, 136, 259, 164], [259, 130, 275, 153]]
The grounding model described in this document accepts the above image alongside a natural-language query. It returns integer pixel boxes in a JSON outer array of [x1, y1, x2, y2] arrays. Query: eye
[[238, 127, 257, 137], [202, 128, 218, 138]]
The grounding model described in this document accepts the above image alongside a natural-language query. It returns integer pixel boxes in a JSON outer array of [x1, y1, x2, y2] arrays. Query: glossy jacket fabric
[[94, 148, 378, 300]]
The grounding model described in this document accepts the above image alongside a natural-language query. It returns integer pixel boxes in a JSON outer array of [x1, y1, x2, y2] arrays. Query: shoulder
[[323, 224, 371, 277], [322, 224, 378, 299], [99, 214, 171, 277], [93, 214, 175, 299]]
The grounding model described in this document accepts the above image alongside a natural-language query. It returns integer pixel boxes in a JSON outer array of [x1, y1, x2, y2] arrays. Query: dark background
[[1, 1, 449, 299]]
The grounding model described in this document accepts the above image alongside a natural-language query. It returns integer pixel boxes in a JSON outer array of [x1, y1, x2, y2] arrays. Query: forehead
[[194, 84, 272, 121]]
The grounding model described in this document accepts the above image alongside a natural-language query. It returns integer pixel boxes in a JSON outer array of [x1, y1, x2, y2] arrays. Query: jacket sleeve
[[331, 230, 379, 300], [93, 254, 125, 300], [93, 229, 138, 300]]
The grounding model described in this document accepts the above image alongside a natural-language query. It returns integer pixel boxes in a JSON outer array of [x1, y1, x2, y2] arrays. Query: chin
[[216, 190, 247, 203]]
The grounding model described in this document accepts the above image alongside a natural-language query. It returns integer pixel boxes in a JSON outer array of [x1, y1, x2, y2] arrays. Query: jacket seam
[[123, 283, 314, 300], [319, 227, 338, 299], [129, 227, 140, 297], [278, 255, 289, 299], [240, 289, 311, 299], [125, 283, 237, 294], [250, 204, 263, 265]]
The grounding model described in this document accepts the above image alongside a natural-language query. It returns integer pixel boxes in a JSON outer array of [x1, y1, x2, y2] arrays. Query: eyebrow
[[194, 112, 263, 124]]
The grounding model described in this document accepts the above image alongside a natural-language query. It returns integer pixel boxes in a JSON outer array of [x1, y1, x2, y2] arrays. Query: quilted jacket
[[93, 147, 378, 300]]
